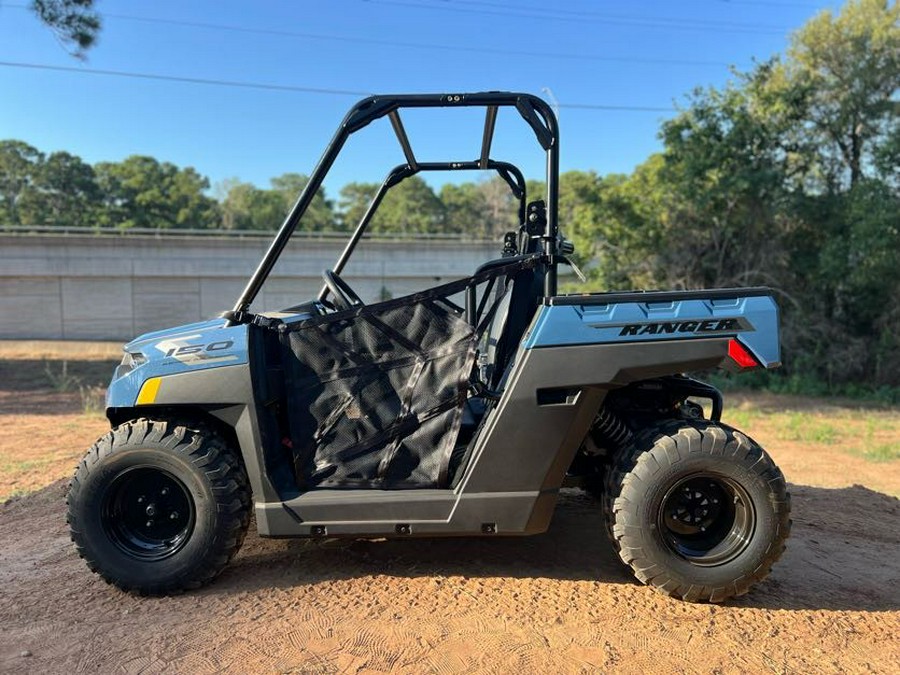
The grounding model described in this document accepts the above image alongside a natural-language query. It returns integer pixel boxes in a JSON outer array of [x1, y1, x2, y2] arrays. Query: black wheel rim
[[101, 466, 195, 561], [658, 473, 756, 567]]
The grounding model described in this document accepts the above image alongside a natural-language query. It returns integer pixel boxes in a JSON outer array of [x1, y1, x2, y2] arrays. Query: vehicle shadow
[[219, 490, 636, 591], [214, 484, 900, 612], [732, 483, 899, 612]]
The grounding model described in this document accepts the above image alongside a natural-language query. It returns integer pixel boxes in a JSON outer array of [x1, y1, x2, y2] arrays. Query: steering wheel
[[322, 269, 364, 311]]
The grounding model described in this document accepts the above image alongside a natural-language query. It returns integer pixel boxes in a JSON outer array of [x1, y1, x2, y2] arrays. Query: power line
[[429, 0, 822, 16], [0, 59, 677, 112], [0, 60, 372, 97], [3, 4, 734, 69], [560, 102, 675, 113], [360, 0, 792, 34], [675, 0, 823, 8], [419, 0, 790, 30]]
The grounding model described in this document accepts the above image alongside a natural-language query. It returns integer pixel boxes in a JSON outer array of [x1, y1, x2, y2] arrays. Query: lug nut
[[137, 496, 145, 504], [146, 520, 154, 528], [170, 511, 179, 520], [145, 504, 156, 516], [161, 488, 169, 496]]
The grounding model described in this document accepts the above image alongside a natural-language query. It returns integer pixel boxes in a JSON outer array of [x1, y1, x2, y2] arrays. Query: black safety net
[[274, 256, 539, 489]]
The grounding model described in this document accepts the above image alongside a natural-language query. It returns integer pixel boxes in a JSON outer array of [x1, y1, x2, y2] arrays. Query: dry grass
[[0, 342, 119, 500]]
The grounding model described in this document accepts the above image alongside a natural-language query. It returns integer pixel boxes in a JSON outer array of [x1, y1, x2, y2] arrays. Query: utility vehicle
[[68, 92, 790, 602]]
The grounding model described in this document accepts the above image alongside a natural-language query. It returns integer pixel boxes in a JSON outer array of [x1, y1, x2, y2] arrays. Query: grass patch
[[776, 413, 839, 444], [0, 457, 56, 474], [723, 399, 897, 465], [722, 408, 761, 430], [79, 385, 107, 415], [856, 444, 900, 463], [705, 371, 900, 406]]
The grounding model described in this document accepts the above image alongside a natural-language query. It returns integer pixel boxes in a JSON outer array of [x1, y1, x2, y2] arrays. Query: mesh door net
[[276, 258, 537, 489]]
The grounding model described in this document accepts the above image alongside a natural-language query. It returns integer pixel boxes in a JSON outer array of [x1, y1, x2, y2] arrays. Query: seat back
[[481, 266, 544, 389]]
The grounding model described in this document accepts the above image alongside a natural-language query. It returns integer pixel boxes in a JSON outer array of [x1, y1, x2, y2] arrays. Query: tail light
[[727, 339, 759, 369]]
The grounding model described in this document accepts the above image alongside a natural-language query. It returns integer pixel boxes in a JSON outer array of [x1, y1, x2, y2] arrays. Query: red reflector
[[728, 339, 758, 369]]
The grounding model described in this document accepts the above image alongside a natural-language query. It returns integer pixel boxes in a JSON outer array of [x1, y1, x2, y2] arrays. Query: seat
[[481, 265, 544, 389]]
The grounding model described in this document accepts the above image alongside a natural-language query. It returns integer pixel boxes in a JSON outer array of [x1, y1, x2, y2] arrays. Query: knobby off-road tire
[[603, 420, 790, 602], [67, 418, 251, 595]]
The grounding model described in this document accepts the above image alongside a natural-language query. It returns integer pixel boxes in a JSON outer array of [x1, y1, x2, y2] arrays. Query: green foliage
[[367, 176, 446, 234], [270, 173, 336, 231], [0, 140, 43, 226], [440, 182, 486, 235], [858, 443, 900, 462], [29, 0, 101, 59], [780, 0, 899, 188], [18, 151, 101, 228], [338, 182, 380, 232], [777, 413, 838, 444], [707, 370, 900, 406], [43, 360, 80, 392], [94, 156, 219, 229], [220, 174, 335, 231]]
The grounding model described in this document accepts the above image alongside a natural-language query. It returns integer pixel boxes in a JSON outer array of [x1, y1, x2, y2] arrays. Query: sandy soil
[[2, 481, 898, 674], [0, 347, 898, 673]]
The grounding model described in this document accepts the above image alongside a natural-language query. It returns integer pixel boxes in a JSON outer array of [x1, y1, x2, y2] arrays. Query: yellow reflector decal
[[136, 377, 162, 405]]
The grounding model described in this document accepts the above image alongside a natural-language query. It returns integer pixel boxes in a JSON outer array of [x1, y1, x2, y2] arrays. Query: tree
[[0, 140, 43, 226], [17, 151, 101, 228], [338, 182, 380, 231], [776, 0, 900, 189], [94, 156, 219, 229], [270, 173, 336, 231], [477, 176, 519, 237], [366, 176, 445, 234], [220, 180, 283, 231], [440, 182, 485, 234], [29, 0, 101, 59], [656, 83, 792, 290]]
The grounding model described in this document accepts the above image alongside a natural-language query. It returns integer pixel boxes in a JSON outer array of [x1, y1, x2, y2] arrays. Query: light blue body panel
[[107, 318, 250, 408], [524, 294, 781, 368]]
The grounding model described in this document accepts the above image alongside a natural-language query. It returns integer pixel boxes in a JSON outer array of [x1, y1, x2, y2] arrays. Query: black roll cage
[[231, 92, 561, 315]]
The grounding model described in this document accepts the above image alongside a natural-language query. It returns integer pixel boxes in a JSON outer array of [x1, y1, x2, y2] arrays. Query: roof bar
[[388, 110, 418, 171], [231, 92, 559, 315], [317, 160, 527, 303], [479, 106, 498, 169]]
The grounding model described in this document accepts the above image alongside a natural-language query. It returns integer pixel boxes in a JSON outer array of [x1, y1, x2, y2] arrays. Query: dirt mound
[[1, 480, 897, 673]]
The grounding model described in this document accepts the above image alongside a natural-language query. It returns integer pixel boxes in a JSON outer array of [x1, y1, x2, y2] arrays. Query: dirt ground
[[1, 343, 898, 673]]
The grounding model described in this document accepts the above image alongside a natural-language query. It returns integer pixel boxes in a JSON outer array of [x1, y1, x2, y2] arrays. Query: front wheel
[[604, 421, 790, 602], [67, 418, 251, 595]]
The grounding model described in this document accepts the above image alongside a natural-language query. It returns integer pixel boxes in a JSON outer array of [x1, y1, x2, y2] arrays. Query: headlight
[[126, 351, 147, 367], [115, 351, 147, 378]]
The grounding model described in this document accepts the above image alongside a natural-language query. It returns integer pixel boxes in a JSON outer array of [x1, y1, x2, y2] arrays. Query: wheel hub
[[102, 467, 195, 561], [658, 474, 756, 567], [666, 481, 725, 533]]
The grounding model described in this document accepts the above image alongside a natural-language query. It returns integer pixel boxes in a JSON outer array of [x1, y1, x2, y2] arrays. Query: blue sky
[[0, 0, 838, 196]]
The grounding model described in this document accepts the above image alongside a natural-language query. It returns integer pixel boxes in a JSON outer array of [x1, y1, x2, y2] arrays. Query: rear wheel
[[604, 420, 790, 602], [67, 418, 251, 595]]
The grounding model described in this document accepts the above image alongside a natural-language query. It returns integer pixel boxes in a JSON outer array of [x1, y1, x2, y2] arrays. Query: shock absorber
[[591, 407, 633, 452]]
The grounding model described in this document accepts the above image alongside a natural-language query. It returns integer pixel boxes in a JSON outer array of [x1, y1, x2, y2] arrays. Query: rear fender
[[458, 289, 780, 532], [526, 289, 781, 368]]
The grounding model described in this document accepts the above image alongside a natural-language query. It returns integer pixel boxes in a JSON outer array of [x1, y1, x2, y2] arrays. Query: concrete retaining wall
[[0, 232, 497, 340]]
